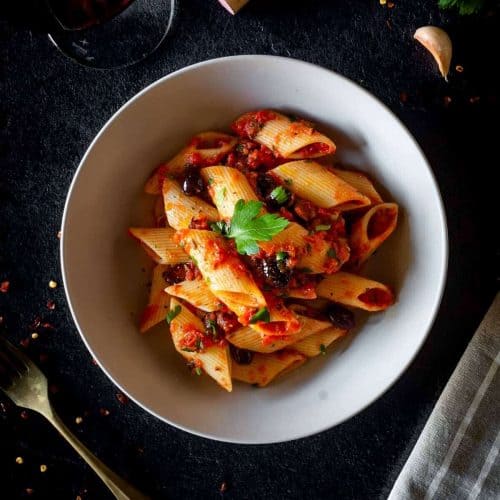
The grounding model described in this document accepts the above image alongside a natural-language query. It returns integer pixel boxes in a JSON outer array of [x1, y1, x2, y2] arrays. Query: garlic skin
[[414, 26, 452, 81]]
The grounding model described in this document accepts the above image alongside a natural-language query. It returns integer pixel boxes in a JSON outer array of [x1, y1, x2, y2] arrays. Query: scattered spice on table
[[20, 338, 30, 348], [116, 393, 129, 405], [25, 488, 34, 495], [469, 96, 480, 104], [220, 481, 228, 493], [455, 64, 464, 73], [20, 410, 29, 420], [48, 280, 58, 289], [31, 332, 39, 339], [39, 464, 47, 473], [15, 456, 24, 464], [57, 231, 62, 239], [443, 96, 452, 106], [39, 353, 49, 363], [46, 299, 56, 310], [99, 408, 110, 417], [75, 416, 83, 424], [0, 280, 10, 293], [49, 384, 59, 394]]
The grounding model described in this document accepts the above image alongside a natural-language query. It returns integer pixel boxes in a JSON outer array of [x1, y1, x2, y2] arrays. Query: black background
[[1, 1, 499, 498]]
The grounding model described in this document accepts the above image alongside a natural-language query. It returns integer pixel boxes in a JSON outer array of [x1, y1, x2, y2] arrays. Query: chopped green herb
[[206, 319, 218, 338], [166, 305, 181, 325], [195, 337, 204, 351], [207, 176, 214, 185], [319, 344, 327, 355], [438, 0, 485, 15], [284, 178, 293, 186], [276, 251, 288, 261], [315, 224, 331, 232], [195, 367, 203, 376], [249, 307, 270, 324], [210, 220, 228, 236], [181, 347, 196, 353], [190, 255, 198, 266], [269, 186, 289, 204], [327, 248, 338, 259], [227, 200, 289, 255]]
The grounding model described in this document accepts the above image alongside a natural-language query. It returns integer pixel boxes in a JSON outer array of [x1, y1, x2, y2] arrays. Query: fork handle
[[45, 411, 149, 500]]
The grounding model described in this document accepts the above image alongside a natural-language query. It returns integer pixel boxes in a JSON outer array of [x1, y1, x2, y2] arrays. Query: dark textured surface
[[1, 1, 499, 499]]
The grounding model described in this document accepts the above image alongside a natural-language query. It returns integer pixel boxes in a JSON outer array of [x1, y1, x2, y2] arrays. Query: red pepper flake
[[30, 317, 42, 329], [455, 65, 464, 73], [116, 393, 129, 405], [386, 19, 392, 29], [220, 481, 228, 493], [39, 353, 49, 363], [137, 447, 144, 454], [387, 1, 395, 7], [25, 488, 34, 495], [41, 321, 55, 330], [91, 358, 98, 366], [0, 315, 4, 324], [0, 281, 10, 293], [49, 384, 59, 394], [46, 300, 56, 310], [399, 92, 408, 103], [20, 410, 29, 420], [443, 96, 452, 107], [469, 96, 480, 104], [20, 338, 30, 348], [99, 408, 110, 417]]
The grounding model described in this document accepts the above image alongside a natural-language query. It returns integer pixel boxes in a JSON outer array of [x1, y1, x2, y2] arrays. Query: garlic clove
[[414, 26, 452, 81]]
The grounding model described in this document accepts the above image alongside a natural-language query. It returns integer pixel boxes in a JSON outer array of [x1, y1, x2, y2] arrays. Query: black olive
[[256, 173, 276, 199], [327, 303, 355, 330], [162, 264, 187, 285], [182, 165, 204, 196], [256, 173, 294, 210], [259, 256, 292, 288], [230, 345, 254, 365]]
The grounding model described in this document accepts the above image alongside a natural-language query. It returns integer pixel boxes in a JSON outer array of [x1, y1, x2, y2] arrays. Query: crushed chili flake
[[39, 353, 49, 363], [399, 92, 408, 103], [116, 393, 129, 405], [0, 281, 10, 293], [469, 96, 480, 104], [20, 410, 29, 420], [99, 408, 110, 417], [220, 481, 228, 493], [91, 358, 98, 365], [25, 488, 34, 495], [30, 317, 42, 329], [387, 1, 395, 7], [49, 384, 59, 394], [41, 321, 55, 330], [443, 96, 452, 107], [46, 300, 56, 310], [20, 338, 30, 348], [0, 315, 4, 324], [455, 65, 464, 73]]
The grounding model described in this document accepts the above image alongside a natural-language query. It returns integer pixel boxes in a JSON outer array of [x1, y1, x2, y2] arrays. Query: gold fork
[[0, 337, 149, 500]]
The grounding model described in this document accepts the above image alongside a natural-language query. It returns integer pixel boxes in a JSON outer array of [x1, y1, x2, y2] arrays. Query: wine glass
[[46, 0, 177, 69]]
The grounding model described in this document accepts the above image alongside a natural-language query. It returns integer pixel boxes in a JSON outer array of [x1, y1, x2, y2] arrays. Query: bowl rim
[[60, 54, 449, 444]]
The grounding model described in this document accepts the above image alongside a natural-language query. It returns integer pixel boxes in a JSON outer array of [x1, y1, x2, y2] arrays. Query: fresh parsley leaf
[[166, 305, 181, 325], [438, 0, 485, 15], [315, 224, 331, 232], [249, 307, 270, 323], [207, 176, 214, 185], [276, 251, 288, 261], [190, 255, 198, 266], [210, 220, 228, 236], [227, 200, 289, 255], [195, 367, 203, 376], [319, 343, 327, 355], [327, 248, 338, 259], [206, 319, 218, 338], [269, 186, 289, 204]]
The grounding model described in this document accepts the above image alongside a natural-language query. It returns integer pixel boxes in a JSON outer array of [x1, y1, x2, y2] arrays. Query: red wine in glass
[[46, 0, 176, 68]]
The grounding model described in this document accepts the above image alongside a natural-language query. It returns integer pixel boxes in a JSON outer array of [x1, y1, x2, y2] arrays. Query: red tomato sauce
[[358, 288, 394, 308], [367, 207, 397, 240], [231, 110, 276, 139], [294, 142, 333, 157]]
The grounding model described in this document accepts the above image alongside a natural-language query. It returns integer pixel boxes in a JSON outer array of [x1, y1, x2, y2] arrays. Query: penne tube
[[144, 132, 237, 195], [162, 178, 219, 230], [271, 161, 371, 210], [128, 227, 189, 264], [227, 314, 332, 353], [201, 166, 259, 219], [348, 203, 399, 269], [291, 326, 346, 357], [139, 264, 171, 333], [331, 168, 383, 205], [231, 350, 307, 387], [165, 279, 221, 312], [316, 271, 394, 312], [248, 295, 301, 337], [168, 299, 232, 392], [175, 229, 266, 317], [232, 110, 336, 159]]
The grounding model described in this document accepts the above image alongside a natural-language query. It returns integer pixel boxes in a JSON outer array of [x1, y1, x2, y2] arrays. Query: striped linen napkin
[[389, 293, 500, 499]]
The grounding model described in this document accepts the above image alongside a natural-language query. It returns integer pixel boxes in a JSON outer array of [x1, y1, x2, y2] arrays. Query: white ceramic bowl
[[61, 55, 447, 444]]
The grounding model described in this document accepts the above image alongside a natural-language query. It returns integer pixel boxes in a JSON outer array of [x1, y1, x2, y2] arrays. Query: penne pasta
[[231, 350, 307, 387], [201, 166, 258, 219], [128, 227, 189, 264], [232, 110, 336, 159], [348, 203, 399, 269], [226, 314, 332, 353], [162, 178, 219, 230], [175, 229, 266, 317], [271, 161, 371, 210], [316, 271, 394, 312], [139, 264, 171, 333], [291, 326, 346, 357], [165, 279, 221, 312], [168, 299, 232, 392], [144, 132, 237, 194], [331, 168, 383, 205]]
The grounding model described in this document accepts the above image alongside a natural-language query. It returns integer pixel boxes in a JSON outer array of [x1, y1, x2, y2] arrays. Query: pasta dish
[[129, 110, 398, 391]]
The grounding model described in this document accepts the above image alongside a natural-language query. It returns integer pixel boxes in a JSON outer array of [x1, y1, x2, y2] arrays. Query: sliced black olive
[[258, 256, 292, 288], [326, 303, 355, 330], [256, 173, 277, 199], [230, 345, 254, 365], [182, 165, 204, 196]]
